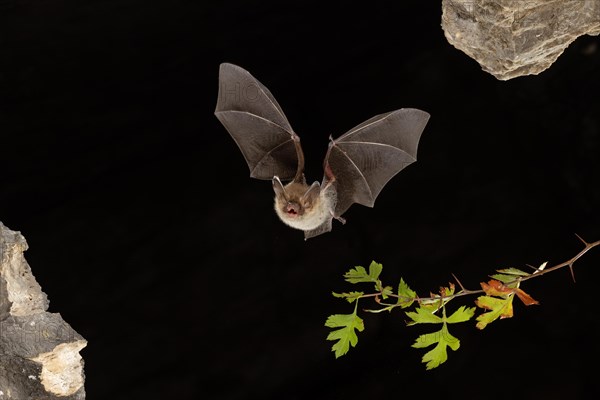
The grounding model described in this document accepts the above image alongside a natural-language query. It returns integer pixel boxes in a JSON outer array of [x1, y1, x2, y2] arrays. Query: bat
[[214, 63, 430, 239]]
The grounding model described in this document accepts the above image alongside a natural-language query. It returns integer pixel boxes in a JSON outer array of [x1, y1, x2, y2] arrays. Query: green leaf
[[475, 294, 514, 329], [332, 291, 364, 303], [407, 304, 475, 326], [491, 267, 530, 283], [363, 279, 414, 313], [496, 267, 530, 276], [406, 306, 443, 325], [344, 266, 370, 283], [397, 278, 416, 308], [489, 273, 517, 283], [344, 261, 383, 284], [412, 323, 461, 370], [325, 303, 364, 358], [368, 261, 383, 281], [445, 306, 476, 324], [409, 306, 471, 369], [381, 286, 393, 299]]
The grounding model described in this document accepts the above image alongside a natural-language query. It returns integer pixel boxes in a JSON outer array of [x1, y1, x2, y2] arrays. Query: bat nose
[[286, 202, 300, 215]]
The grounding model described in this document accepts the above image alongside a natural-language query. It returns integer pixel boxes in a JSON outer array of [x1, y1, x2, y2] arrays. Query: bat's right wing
[[324, 108, 430, 218], [215, 63, 299, 181]]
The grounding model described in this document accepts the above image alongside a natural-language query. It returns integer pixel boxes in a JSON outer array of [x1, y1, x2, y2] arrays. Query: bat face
[[215, 63, 430, 239], [272, 177, 335, 232], [273, 180, 310, 219]]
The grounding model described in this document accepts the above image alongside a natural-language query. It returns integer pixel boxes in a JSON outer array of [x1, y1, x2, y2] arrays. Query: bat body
[[215, 63, 430, 239], [272, 175, 337, 235]]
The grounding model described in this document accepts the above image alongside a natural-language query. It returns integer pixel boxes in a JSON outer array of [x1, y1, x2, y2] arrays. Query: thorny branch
[[367, 236, 600, 309], [328, 236, 600, 366]]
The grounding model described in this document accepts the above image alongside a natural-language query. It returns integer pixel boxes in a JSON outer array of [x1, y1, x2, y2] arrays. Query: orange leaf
[[480, 279, 539, 306], [480, 280, 512, 297], [514, 288, 539, 306]]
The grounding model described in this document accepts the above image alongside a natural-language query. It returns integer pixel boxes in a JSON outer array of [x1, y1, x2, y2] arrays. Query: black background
[[2, 1, 600, 399]]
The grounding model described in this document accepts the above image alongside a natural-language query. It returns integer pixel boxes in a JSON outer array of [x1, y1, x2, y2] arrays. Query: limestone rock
[[441, 0, 600, 80], [0, 222, 86, 399]]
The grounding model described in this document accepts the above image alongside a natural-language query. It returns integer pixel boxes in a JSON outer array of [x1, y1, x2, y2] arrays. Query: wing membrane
[[325, 108, 430, 217], [215, 63, 298, 180]]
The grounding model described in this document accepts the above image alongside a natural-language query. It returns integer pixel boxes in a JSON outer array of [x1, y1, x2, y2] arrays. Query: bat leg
[[333, 213, 346, 225]]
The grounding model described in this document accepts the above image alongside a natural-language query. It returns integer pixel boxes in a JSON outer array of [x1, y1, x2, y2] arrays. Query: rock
[[441, 0, 600, 80], [0, 222, 86, 399]]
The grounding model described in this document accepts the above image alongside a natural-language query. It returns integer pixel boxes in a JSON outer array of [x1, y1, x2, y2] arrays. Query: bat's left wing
[[324, 108, 430, 219]]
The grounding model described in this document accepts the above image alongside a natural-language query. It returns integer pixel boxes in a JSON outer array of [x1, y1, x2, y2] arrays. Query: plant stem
[[362, 237, 600, 306]]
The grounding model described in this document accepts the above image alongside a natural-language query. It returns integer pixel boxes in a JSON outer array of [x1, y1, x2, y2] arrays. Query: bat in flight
[[215, 63, 430, 239]]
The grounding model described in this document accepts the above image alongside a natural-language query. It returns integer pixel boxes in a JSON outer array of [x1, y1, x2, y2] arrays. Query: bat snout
[[285, 202, 302, 218]]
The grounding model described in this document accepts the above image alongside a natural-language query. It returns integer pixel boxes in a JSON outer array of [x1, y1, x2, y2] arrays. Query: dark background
[[2, 1, 600, 399]]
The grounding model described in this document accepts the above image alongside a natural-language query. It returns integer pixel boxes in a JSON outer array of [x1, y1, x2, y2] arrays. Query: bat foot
[[334, 214, 346, 225]]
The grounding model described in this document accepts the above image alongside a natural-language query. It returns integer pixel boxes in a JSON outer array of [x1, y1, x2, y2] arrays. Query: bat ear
[[301, 182, 321, 208], [272, 176, 286, 199]]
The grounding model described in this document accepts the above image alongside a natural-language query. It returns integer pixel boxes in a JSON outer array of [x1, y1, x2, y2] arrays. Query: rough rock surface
[[0, 222, 86, 399], [442, 0, 600, 80]]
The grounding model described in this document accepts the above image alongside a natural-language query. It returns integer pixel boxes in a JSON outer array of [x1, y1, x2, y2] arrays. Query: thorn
[[451, 273, 466, 291], [525, 263, 538, 271], [575, 233, 588, 246], [568, 263, 577, 283]]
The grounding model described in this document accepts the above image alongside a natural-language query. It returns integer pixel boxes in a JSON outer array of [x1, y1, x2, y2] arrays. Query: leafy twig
[[325, 236, 599, 368]]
